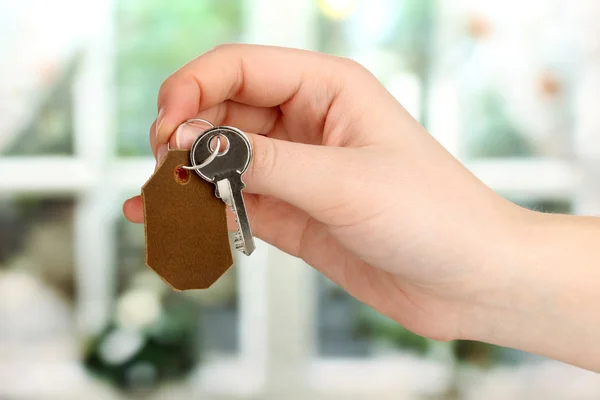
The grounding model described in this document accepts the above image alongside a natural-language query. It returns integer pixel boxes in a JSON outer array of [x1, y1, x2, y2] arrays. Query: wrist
[[458, 208, 600, 370], [456, 203, 534, 343]]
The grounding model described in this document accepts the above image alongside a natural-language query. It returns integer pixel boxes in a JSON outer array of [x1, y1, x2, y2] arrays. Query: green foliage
[[12, 197, 73, 221], [385, 0, 435, 77], [3, 56, 77, 156], [83, 292, 201, 392], [116, 0, 242, 156], [317, 0, 435, 125], [514, 199, 572, 215], [354, 304, 430, 355], [453, 339, 540, 368], [466, 91, 533, 158], [453, 340, 499, 368]]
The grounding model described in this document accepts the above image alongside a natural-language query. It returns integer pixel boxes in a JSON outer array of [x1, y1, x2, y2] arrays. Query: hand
[[123, 44, 523, 344]]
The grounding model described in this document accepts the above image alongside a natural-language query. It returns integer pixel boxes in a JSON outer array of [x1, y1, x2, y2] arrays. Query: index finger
[[154, 44, 342, 147]]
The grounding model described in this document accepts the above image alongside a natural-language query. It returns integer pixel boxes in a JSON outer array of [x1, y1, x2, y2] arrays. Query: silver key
[[189, 126, 255, 256]]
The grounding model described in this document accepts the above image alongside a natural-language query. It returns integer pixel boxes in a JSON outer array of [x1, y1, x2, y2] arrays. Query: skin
[[123, 44, 600, 372]]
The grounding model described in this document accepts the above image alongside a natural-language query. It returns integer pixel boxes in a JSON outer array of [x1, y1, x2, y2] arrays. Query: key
[[188, 126, 256, 256]]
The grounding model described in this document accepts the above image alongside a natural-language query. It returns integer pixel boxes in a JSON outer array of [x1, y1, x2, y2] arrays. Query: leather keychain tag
[[141, 149, 233, 291]]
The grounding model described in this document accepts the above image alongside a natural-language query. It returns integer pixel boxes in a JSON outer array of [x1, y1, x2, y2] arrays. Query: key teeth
[[233, 229, 245, 251], [220, 183, 249, 253], [231, 213, 244, 249]]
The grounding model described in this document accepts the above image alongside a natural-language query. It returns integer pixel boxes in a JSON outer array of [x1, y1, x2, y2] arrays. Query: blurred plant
[[466, 90, 533, 158], [386, 0, 434, 125], [353, 303, 430, 355], [0, 200, 25, 264], [0, 197, 75, 299], [90, 216, 240, 391], [84, 273, 202, 392], [116, 0, 242, 156], [452, 339, 544, 369], [316, 0, 359, 21], [513, 199, 572, 215], [1, 56, 77, 156], [452, 340, 501, 368], [318, 277, 431, 356], [385, 0, 434, 79], [317, 0, 434, 125]]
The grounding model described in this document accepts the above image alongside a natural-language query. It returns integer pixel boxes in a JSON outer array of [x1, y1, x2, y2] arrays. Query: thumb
[[245, 134, 356, 221]]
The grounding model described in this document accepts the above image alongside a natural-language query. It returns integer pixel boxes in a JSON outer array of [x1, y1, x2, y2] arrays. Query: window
[[315, 0, 440, 368], [3, 0, 600, 398], [1, 72, 75, 156], [0, 196, 78, 399], [116, 0, 243, 156]]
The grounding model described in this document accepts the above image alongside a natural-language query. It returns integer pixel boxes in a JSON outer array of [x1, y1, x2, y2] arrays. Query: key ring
[[182, 136, 221, 171], [171, 118, 222, 171]]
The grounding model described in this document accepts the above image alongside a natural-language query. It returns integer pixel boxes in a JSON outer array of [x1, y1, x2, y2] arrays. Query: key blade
[[216, 179, 234, 210], [216, 176, 255, 256]]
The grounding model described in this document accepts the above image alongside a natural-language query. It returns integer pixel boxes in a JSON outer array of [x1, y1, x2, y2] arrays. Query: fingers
[[240, 194, 310, 257], [137, 109, 354, 228], [122, 191, 312, 258], [169, 118, 215, 150], [197, 101, 281, 136], [152, 102, 284, 166], [154, 44, 346, 151], [150, 100, 282, 158], [123, 196, 144, 224], [140, 116, 365, 228], [170, 101, 284, 147], [244, 133, 361, 223]]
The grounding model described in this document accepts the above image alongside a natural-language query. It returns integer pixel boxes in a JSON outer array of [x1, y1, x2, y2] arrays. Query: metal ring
[[182, 136, 221, 171], [183, 118, 215, 128], [171, 118, 218, 170], [168, 118, 215, 150]]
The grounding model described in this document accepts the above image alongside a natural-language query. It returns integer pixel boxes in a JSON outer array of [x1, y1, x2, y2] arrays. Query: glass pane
[[0, 63, 75, 156], [83, 216, 240, 393], [316, 0, 435, 123], [464, 91, 536, 158], [0, 196, 77, 397], [317, 276, 431, 357], [0, 3, 78, 156], [116, 0, 243, 156], [448, 1, 575, 159]]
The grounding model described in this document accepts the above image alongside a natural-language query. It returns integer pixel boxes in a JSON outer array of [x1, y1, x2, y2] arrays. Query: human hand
[[123, 44, 523, 344]]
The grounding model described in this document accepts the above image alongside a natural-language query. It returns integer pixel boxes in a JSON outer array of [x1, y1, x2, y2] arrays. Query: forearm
[[462, 210, 600, 371]]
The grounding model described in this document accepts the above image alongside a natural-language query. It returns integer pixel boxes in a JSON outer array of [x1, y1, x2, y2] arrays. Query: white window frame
[[1, 0, 598, 398]]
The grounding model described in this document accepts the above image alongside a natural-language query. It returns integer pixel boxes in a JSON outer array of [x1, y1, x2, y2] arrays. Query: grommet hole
[[174, 165, 190, 185]]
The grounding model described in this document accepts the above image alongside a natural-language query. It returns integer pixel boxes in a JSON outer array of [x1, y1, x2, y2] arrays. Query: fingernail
[[156, 144, 168, 166], [155, 108, 165, 139], [175, 120, 211, 150]]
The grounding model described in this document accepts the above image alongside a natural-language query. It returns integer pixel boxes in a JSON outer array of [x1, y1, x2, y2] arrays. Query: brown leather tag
[[141, 149, 233, 291]]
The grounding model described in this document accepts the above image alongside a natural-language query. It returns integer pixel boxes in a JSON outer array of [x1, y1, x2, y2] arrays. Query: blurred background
[[2, 0, 600, 399]]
